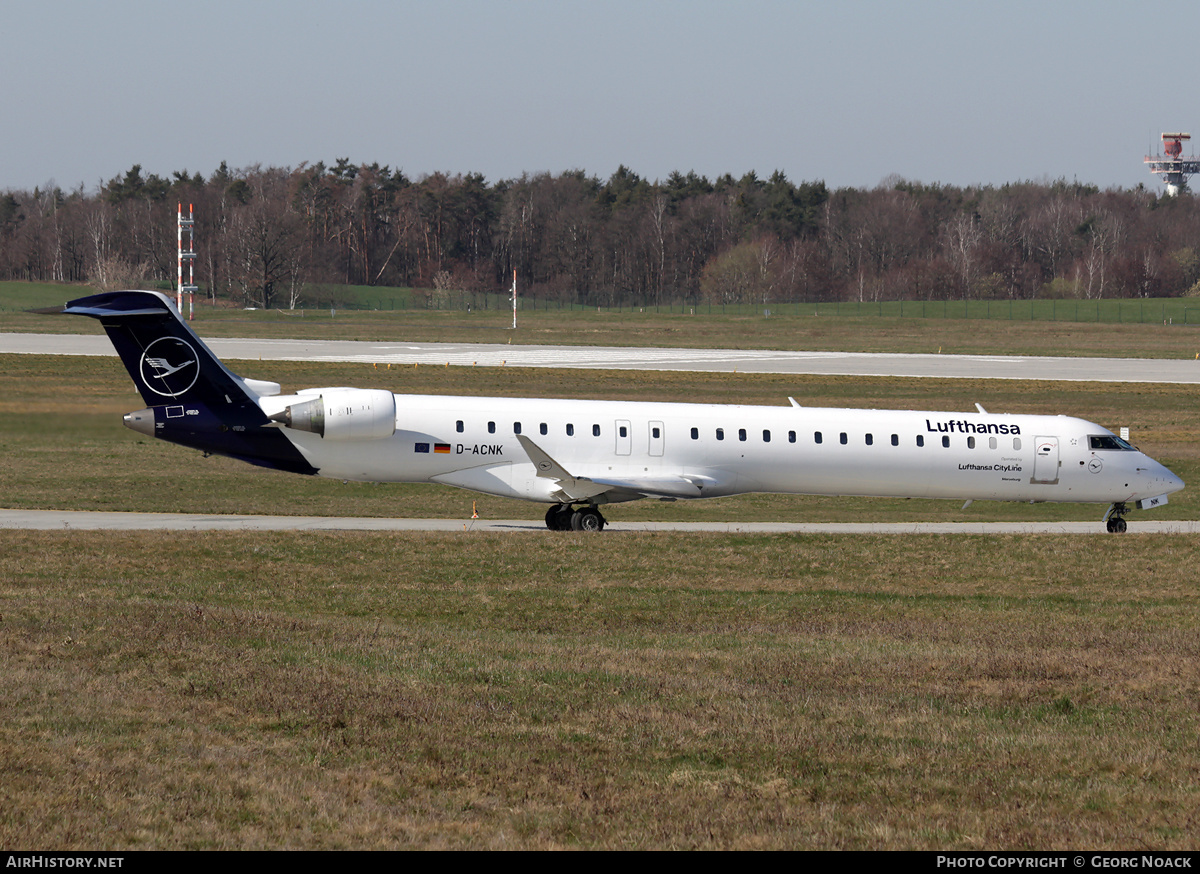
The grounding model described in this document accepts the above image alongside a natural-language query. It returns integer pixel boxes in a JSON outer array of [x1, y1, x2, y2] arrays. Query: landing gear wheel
[[545, 504, 575, 531], [570, 507, 605, 531], [1104, 502, 1129, 534]]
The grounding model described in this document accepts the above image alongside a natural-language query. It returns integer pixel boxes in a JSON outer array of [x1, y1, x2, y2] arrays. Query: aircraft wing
[[516, 434, 610, 501], [516, 434, 717, 501]]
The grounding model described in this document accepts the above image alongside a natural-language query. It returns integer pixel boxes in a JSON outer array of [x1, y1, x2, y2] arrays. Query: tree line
[[2, 160, 1199, 308]]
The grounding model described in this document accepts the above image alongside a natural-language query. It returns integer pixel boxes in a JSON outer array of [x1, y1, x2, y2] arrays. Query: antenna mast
[[177, 203, 198, 320], [511, 269, 517, 330]]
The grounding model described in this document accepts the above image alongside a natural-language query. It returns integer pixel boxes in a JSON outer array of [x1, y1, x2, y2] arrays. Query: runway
[[2, 509, 1196, 535], [3, 331, 1199, 383]]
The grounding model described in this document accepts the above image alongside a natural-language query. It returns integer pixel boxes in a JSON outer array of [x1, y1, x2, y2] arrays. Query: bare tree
[[943, 212, 983, 299]]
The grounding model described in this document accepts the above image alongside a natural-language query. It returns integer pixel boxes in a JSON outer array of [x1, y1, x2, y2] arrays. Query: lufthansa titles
[[928, 418, 1021, 435]]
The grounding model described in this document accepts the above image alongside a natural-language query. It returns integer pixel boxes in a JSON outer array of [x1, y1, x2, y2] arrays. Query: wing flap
[[588, 474, 712, 499], [516, 434, 718, 501]]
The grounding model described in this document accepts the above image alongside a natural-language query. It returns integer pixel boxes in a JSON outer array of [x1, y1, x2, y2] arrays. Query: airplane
[[44, 289, 1183, 533]]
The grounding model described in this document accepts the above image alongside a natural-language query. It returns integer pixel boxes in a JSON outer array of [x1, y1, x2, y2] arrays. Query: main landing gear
[[1103, 502, 1129, 534], [544, 503, 607, 531]]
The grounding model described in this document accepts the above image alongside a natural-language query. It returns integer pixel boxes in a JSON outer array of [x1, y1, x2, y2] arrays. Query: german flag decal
[[434, 443, 451, 454]]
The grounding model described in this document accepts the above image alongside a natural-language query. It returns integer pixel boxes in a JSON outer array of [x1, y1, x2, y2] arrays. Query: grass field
[[6, 280, 1200, 358], [4, 530, 1200, 849], [3, 282, 1199, 848]]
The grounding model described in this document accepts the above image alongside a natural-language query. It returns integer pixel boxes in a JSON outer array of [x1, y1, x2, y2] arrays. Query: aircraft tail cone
[[123, 408, 155, 437]]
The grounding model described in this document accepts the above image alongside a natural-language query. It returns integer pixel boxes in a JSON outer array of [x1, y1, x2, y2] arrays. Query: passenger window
[[815, 431, 823, 444], [788, 430, 796, 443], [456, 420, 464, 433], [593, 424, 600, 437], [716, 428, 724, 441], [566, 424, 574, 436], [763, 430, 771, 443], [942, 435, 950, 448], [619, 425, 627, 438], [652, 426, 661, 439], [488, 421, 496, 434], [540, 423, 547, 435], [691, 427, 698, 440], [967, 436, 975, 449], [917, 435, 925, 447], [989, 437, 997, 449], [739, 428, 747, 442], [1013, 437, 1022, 450], [865, 433, 873, 446], [514, 422, 522, 435], [891, 434, 898, 446], [839, 432, 847, 445]]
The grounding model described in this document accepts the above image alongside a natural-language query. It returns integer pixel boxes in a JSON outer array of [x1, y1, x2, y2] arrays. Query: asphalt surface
[[2, 510, 1195, 535], [4, 332, 1200, 382]]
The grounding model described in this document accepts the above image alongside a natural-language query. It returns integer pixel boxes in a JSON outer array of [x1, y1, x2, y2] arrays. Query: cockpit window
[[1089, 435, 1135, 451]]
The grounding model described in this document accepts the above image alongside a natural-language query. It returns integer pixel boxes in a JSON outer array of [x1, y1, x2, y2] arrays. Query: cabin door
[[1032, 436, 1060, 484]]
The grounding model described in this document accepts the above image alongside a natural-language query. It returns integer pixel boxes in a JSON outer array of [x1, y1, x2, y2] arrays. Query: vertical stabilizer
[[55, 290, 317, 474], [60, 290, 256, 407]]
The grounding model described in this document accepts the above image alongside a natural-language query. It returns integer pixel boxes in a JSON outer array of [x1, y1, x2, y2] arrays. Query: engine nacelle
[[270, 388, 396, 440]]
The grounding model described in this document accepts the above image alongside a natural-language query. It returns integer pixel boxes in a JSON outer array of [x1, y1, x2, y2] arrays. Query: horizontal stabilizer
[[243, 378, 282, 397]]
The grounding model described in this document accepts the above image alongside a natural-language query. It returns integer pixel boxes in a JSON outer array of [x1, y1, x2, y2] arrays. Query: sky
[[1, 0, 1193, 194]]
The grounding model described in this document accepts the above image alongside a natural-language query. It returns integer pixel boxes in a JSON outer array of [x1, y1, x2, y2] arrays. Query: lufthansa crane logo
[[139, 337, 200, 398]]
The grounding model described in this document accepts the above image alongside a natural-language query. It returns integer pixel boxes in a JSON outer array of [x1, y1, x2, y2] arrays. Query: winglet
[[516, 433, 574, 480]]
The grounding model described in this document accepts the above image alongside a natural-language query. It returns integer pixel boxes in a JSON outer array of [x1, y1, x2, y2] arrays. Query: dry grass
[[2, 531, 1199, 849]]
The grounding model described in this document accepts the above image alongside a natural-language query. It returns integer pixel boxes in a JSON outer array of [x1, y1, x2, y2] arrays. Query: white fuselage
[[258, 393, 1183, 507], [60, 289, 1183, 526]]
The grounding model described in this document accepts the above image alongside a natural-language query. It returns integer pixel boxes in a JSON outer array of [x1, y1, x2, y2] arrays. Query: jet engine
[[269, 388, 396, 440]]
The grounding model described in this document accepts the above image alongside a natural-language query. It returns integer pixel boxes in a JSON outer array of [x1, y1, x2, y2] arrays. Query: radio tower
[[1145, 133, 1200, 195], [177, 203, 198, 320]]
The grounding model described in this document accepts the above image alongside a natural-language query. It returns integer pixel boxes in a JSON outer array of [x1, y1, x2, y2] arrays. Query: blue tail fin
[[62, 290, 257, 407], [57, 290, 317, 474]]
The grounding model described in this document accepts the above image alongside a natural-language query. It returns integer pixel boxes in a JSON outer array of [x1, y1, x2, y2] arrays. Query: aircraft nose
[[1144, 459, 1184, 495]]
